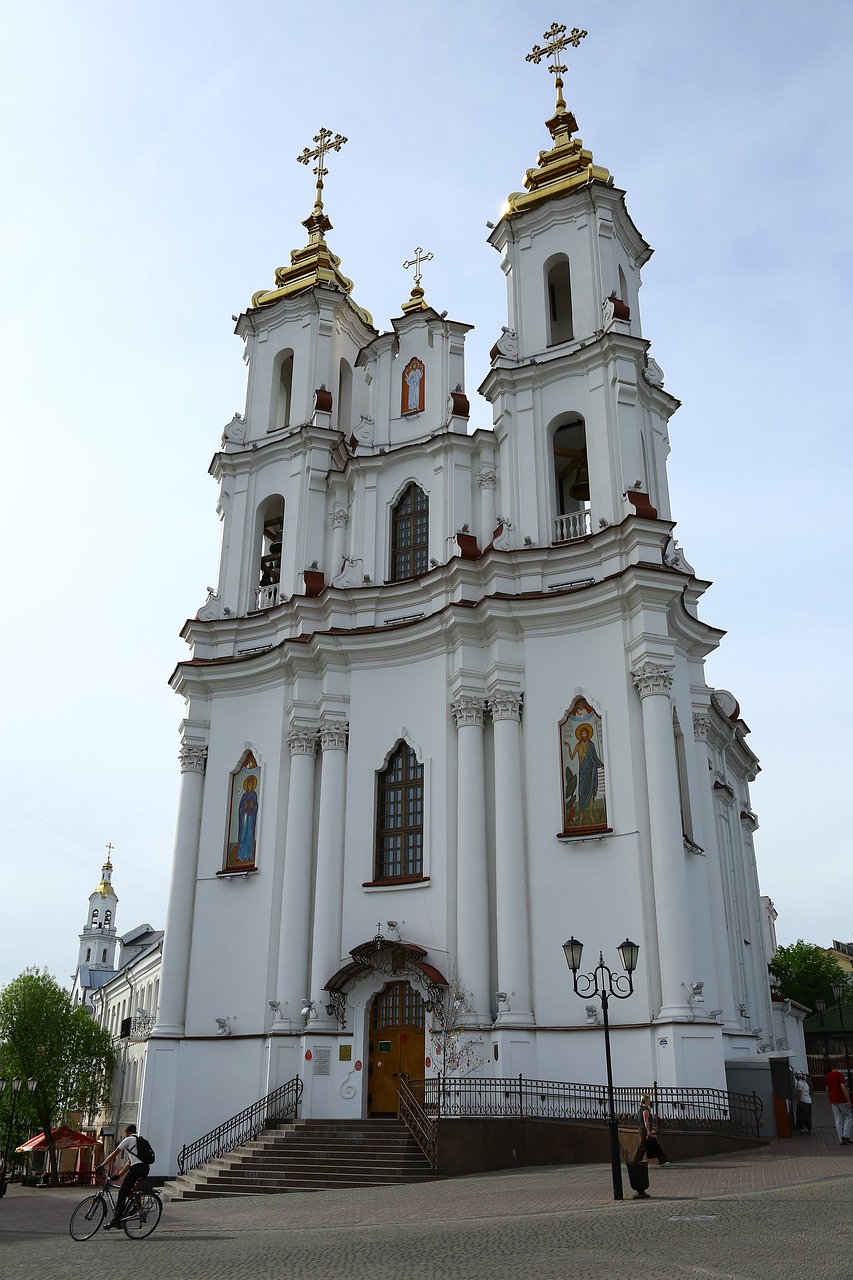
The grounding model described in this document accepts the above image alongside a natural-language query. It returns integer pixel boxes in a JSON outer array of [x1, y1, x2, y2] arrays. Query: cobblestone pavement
[[2, 1100, 852, 1280]]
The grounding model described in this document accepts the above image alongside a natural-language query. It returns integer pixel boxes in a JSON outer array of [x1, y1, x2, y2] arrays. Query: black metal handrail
[[177, 1075, 303, 1175], [404, 1075, 762, 1139], [398, 1074, 438, 1171]]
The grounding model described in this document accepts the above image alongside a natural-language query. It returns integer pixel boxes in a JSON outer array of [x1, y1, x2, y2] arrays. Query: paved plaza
[[2, 1102, 852, 1279]]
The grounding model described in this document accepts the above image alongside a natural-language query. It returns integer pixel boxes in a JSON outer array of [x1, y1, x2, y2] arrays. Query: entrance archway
[[367, 981, 425, 1116]]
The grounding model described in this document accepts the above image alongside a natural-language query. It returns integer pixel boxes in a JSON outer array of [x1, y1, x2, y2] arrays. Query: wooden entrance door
[[368, 982, 425, 1116]]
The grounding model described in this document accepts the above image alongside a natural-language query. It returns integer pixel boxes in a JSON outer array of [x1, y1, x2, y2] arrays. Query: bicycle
[[69, 1172, 162, 1241]]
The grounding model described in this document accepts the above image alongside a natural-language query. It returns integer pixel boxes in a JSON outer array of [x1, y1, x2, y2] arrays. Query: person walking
[[634, 1095, 670, 1166], [794, 1072, 813, 1133], [96, 1123, 151, 1229], [825, 1062, 853, 1145]]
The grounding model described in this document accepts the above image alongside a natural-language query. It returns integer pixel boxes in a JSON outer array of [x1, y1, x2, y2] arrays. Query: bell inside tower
[[256, 498, 284, 611], [553, 416, 589, 542]]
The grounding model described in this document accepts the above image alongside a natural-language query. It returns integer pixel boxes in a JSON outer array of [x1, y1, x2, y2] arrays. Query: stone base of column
[[493, 1010, 536, 1028], [651, 1018, 727, 1091], [150, 1022, 185, 1038]]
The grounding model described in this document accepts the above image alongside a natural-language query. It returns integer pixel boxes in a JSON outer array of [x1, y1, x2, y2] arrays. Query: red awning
[[16, 1126, 101, 1153]]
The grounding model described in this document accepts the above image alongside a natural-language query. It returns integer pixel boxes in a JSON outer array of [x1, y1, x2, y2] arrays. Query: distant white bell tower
[[75, 846, 119, 976]]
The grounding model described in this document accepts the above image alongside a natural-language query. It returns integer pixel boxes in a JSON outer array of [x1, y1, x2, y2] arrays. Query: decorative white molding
[[488, 690, 523, 723], [631, 662, 674, 699], [288, 726, 319, 756], [692, 713, 711, 742], [319, 720, 349, 752], [643, 357, 665, 387], [663, 537, 695, 575], [179, 744, 208, 774], [329, 506, 349, 530], [493, 516, 514, 551], [451, 695, 487, 729], [222, 412, 246, 443], [478, 469, 497, 491], [196, 589, 222, 622], [492, 326, 518, 360]]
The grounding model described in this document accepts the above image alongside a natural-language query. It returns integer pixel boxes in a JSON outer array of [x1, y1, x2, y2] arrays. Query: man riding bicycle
[[96, 1123, 150, 1230]]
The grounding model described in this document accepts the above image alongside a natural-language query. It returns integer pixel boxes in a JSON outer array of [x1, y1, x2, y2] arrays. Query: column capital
[[488, 690, 523, 722], [179, 744, 208, 774], [288, 725, 319, 756], [319, 720, 349, 751], [451, 694, 487, 729], [692, 712, 711, 742], [329, 506, 348, 530], [631, 662, 674, 699], [478, 468, 497, 491]]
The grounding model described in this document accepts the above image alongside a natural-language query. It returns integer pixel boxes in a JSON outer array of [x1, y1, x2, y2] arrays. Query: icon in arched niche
[[401, 357, 425, 415], [558, 697, 609, 835], [225, 750, 261, 869]]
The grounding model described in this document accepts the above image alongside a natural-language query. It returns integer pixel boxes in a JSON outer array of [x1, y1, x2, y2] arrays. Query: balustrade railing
[[553, 510, 592, 542], [398, 1075, 438, 1171], [399, 1075, 762, 1155], [177, 1075, 303, 1175], [254, 583, 282, 611]]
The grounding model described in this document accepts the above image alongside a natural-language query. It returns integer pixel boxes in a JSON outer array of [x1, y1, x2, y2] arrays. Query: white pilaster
[[273, 724, 319, 1028], [452, 694, 490, 1023], [632, 662, 694, 1018], [489, 689, 534, 1025], [478, 468, 497, 549], [154, 737, 208, 1036], [309, 720, 349, 1027]]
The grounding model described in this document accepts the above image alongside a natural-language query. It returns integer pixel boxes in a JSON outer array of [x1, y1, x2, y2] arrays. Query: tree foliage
[[768, 940, 851, 1010], [0, 968, 115, 1183]]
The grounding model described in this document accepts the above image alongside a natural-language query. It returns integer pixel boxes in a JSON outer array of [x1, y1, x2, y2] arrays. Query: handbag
[[645, 1134, 663, 1160]]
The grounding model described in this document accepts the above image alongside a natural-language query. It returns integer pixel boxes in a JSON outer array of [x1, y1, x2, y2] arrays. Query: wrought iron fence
[[401, 1075, 762, 1148], [176, 1075, 303, 1175]]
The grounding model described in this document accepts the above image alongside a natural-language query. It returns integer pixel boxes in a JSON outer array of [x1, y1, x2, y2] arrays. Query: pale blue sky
[[1, 1, 851, 989]]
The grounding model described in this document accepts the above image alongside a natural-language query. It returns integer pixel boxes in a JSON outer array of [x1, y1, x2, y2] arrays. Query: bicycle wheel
[[69, 1193, 106, 1240], [122, 1190, 162, 1239]]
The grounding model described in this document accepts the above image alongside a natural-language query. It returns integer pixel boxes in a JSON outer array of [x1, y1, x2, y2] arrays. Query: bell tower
[[480, 22, 680, 550], [75, 846, 119, 976]]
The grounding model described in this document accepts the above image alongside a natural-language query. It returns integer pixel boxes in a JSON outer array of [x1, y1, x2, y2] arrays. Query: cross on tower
[[525, 21, 587, 110], [297, 127, 348, 210], [402, 246, 434, 289], [105, 842, 114, 859]]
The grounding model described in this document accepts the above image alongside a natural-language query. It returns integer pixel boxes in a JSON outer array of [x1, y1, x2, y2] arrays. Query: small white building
[[141, 37, 792, 1172]]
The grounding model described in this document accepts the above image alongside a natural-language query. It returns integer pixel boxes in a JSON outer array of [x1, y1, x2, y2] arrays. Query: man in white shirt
[[97, 1123, 150, 1229]]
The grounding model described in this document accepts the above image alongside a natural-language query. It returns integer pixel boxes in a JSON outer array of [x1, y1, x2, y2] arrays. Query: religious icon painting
[[401, 357, 425, 415], [224, 749, 261, 870], [558, 696, 609, 836]]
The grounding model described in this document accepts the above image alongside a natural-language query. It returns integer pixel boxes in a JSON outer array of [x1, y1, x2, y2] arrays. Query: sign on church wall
[[224, 749, 261, 870], [558, 696, 609, 836]]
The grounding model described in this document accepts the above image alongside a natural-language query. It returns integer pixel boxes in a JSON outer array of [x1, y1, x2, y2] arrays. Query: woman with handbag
[[634, 1095, 670, 1166]]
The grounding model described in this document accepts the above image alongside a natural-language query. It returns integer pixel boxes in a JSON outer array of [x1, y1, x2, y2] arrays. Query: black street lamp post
[[0, 1075, 37, 1190], [563, 936, 640, 1202]]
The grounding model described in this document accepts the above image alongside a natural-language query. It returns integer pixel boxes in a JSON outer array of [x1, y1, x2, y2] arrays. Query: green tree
[[0, 968, 115, 1184], [768, 941, 851, 1010]]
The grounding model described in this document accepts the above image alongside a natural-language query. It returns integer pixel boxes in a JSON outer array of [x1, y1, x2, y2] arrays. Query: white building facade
[[141, 42, 786, 1173]]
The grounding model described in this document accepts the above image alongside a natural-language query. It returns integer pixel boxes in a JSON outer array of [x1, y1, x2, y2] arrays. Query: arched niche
[[544, 253, 573, 345], [337, 357, 353, 433], [269, 348, 294, 432], [254, 494, 285, 611]]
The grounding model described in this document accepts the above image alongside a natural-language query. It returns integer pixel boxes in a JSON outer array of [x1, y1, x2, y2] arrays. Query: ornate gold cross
[[403, 246, 434, 289], [526, 21, 587, 110], [105, 842, 114, 858], [297, 127, 348, 210]]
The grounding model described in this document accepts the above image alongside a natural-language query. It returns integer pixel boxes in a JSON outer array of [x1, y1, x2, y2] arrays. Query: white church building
[[140, 27, 792, 1172]]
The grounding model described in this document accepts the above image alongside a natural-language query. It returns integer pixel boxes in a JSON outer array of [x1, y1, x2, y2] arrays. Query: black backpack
[[134, 1134, 155, 1165]]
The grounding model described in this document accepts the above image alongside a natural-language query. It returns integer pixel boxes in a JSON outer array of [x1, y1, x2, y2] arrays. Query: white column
[[693, 710, 737, 1026], [309, 720, 349, 1027], [489, 690, 534, 1025], [632, 662, 694, 1018], [478, 469, 497, 548], [154, 739, 207, 1036], [452, 695, 490, 1023], [273, 725, 319, 1029], [329, 506, 348, 578]]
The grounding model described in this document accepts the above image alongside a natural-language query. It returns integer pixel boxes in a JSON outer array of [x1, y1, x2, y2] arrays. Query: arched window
[[86, 948, 91, 962], [618, 264, 629, 309], [338, 357, 352, 433], [273, 349, 294, 431], [92, 909, 99, 922], [552, 416, 590, 541], [255, 496, 285, 611], [104, 910, 111, 924], [545, 255, 573, 345], [390, 484, 429, 581], [374, 742, 424, 881], [101, 949, 107, 963]]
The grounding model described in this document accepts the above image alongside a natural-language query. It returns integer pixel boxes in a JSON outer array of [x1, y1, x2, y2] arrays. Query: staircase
[[165, 1119, 439, 1200]]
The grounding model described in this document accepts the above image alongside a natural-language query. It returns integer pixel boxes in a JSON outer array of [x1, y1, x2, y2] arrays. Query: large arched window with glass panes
[[374, 741, 424, 881], [390, 484, 429, 582]]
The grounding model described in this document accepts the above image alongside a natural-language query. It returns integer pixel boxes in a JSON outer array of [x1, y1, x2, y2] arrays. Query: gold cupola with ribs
[[505, 22, 610, 217]]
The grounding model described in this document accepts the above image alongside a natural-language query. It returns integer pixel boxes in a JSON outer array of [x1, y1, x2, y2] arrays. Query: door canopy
[[323, 929, 448, 1027]]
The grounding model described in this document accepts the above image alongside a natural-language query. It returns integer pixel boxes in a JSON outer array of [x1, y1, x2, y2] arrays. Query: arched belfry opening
[[545, 254, 573, 345], [552, 416, 590, 542], [255, 495, 284, 610], [271, 349, 294, 432], [337, 357, 353, 434]]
